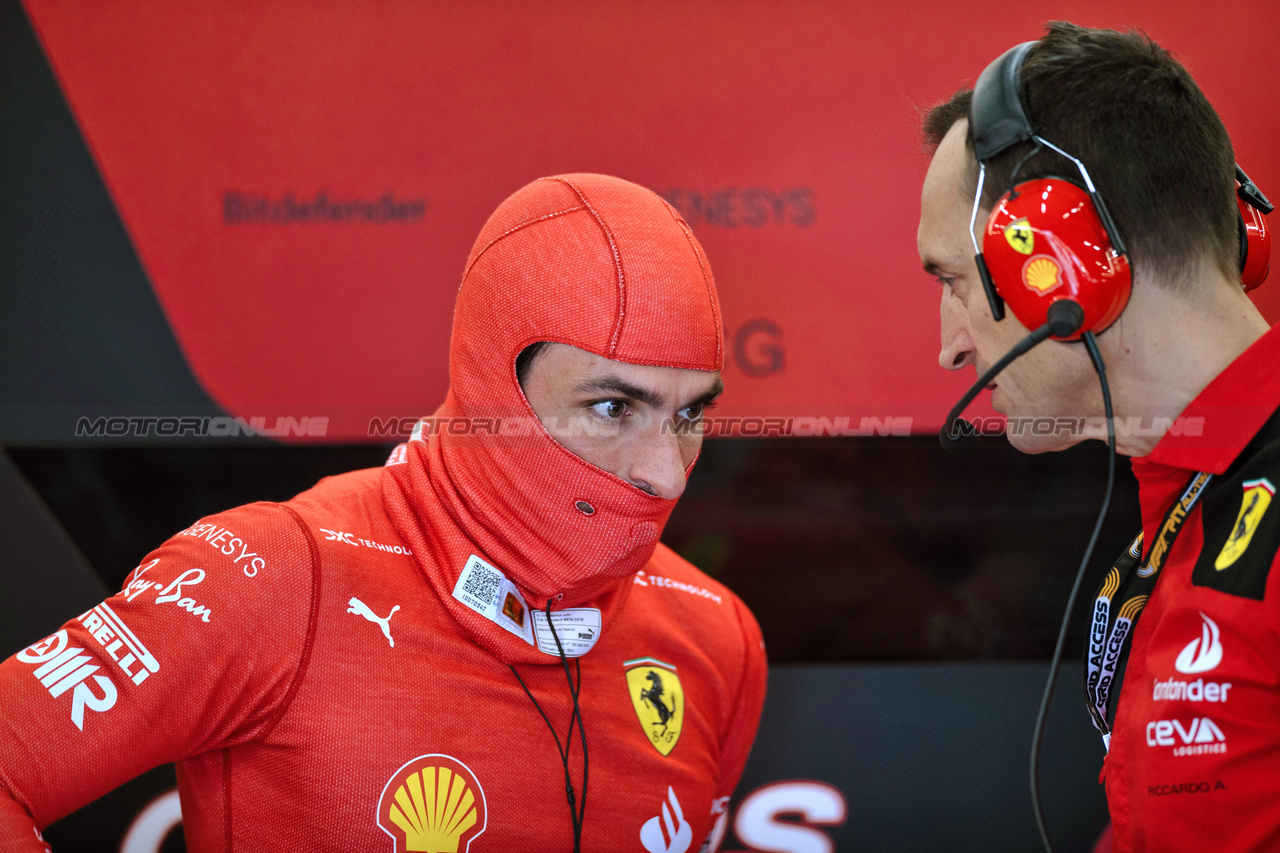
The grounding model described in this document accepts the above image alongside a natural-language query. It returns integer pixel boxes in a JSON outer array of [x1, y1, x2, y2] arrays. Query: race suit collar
[[381, 415, 663, 665]]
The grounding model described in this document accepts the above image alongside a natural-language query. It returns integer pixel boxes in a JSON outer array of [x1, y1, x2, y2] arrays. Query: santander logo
[[1175, 613, 1223, 675]]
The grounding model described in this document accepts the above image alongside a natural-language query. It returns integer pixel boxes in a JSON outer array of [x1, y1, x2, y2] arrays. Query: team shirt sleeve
[[0, 503, 316, 850]]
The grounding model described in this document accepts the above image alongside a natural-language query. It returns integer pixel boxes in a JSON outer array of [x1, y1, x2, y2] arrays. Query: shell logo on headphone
[[983, 177, 1131, 336], [1022, 256, 1063, 294]]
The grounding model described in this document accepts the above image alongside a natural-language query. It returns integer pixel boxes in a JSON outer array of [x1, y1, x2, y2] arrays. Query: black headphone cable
[[934, 299, 1116, 852], [1029, 330, 1116, 853], [509, 600, 589, 853]]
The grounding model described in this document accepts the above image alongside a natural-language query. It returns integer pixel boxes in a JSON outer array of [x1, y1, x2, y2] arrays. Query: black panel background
[[0, 0, 220, 444]]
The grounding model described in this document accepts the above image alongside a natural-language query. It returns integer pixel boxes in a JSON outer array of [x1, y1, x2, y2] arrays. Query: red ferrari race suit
[[1101, 321, 1280, 852], [0, 174, 767, 852]]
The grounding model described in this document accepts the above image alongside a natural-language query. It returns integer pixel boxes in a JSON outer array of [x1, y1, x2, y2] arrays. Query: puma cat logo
[[347, 597, 400, 647]]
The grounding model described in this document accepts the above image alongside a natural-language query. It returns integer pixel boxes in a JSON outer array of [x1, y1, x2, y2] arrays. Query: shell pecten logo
[[1021, 255, 1064, 295], [377, 754, 487, 853]]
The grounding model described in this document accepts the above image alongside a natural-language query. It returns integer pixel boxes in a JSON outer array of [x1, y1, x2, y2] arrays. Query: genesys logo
[[16, 602, 159, 731], [1175, 612, 1223, 675], [660, 187, 815, 229], [1146, 717, 1227, 756], [175, 521, 267, 577]]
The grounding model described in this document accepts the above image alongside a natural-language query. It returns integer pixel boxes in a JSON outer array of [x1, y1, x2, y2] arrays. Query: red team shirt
[[1104, 322, 1280, 852], [0, 174, 767, 852], [0, 463, 766, 852]]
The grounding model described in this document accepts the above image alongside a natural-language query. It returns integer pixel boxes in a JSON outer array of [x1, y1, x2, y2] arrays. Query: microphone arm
[[938, 300, 1085, 450]]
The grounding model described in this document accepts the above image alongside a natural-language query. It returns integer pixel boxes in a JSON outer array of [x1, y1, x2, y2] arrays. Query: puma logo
[[347, 597, 399, 647]]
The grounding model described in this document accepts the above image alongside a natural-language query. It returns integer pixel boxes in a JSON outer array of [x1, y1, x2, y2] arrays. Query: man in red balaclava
[[0, 174, 767, 853]]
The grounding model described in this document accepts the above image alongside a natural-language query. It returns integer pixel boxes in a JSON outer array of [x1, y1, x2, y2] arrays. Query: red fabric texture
[[0, 175, 763, 851], [1104, 322, 1280, 853], [383, 173, 724, 664]]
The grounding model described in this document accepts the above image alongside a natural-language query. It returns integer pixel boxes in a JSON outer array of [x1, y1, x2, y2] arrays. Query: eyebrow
[[575, 376, 667, 409], [684, 378, 725, 410], [574, 376, 724, 411], [923, 251, 972, 280]]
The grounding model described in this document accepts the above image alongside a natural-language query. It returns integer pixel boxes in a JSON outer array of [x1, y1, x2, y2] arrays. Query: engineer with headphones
[[918, 22, 1277, 853]]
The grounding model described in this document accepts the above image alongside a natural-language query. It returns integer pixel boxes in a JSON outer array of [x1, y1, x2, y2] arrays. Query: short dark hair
[[922, 22, 1239, 289], [515, 341, 550, 387]]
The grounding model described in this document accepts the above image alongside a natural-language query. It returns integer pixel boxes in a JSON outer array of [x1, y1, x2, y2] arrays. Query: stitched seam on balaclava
[[550, 176, 628, 357], [665, 200, 724, 369], [460, 204, 585, 283]]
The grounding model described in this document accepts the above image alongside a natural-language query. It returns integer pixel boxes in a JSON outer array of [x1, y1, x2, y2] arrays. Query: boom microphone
[[939, 300, 1085, 454]]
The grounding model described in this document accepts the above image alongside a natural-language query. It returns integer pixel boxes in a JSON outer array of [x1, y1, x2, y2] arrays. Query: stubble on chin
[[988, 382, 1012, 417]]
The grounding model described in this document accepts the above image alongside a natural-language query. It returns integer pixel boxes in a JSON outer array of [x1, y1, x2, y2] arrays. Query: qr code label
[[462, 563, 500, 607], [454, 555, 501, 612], [451, 554, 535, 646]]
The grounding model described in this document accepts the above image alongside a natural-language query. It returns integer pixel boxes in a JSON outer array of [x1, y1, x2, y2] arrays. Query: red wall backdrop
[[21, 0, 1280, 441]]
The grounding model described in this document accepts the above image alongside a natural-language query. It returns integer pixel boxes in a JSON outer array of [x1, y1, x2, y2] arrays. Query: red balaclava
[[383, 174, 723, 664]]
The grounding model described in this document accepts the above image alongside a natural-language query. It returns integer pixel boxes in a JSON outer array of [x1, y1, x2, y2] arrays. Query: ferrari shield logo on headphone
[[1004, 218, 1035, 255]]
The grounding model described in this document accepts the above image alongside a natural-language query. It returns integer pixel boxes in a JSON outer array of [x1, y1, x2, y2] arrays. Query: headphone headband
[[1238, 164, 1274, 214], [970, 41, 1037, 162], [967, 38, 1270, 328]]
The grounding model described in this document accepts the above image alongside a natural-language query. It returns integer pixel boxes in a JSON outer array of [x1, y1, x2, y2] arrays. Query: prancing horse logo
[[348, 597, 399, 647], [624, 658, 686, 756], [641, 671, 676, 733]]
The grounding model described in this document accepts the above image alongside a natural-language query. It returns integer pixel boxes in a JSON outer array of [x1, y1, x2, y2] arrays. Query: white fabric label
[[533, 608, 602, 658], [452, 554, 534, 646]]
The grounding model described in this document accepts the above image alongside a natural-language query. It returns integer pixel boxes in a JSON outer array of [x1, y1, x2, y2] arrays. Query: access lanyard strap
[[1083, 471, 1212, 750]]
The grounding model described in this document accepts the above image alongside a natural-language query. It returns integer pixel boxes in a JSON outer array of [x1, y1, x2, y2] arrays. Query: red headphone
[[970, 42, 1273, 341]]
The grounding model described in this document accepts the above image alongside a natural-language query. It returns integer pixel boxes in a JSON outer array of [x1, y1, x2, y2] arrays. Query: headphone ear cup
[[1238, 191, 1271, 292], [981, 178, 1131, 339]]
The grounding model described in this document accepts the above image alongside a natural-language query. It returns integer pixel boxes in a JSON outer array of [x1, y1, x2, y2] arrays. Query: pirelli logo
[[81, 601, 160, 685], [15, 602, 160, 731]]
